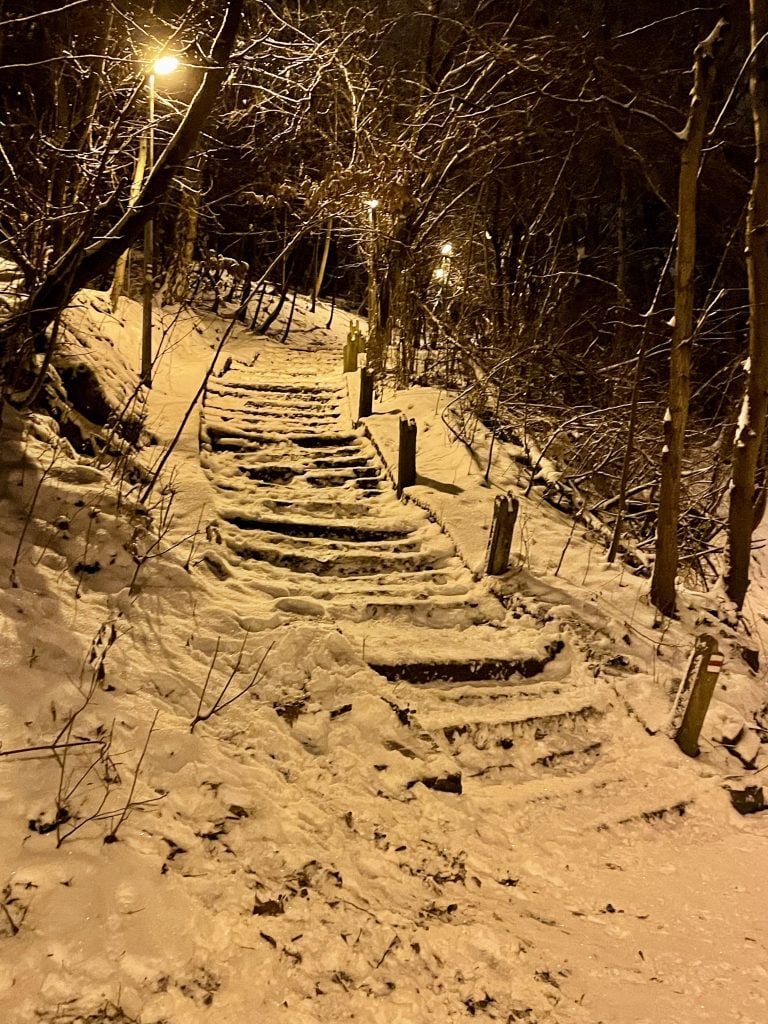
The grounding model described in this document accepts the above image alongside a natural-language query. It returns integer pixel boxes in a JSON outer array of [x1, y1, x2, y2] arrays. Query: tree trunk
[[311, 216, 333, 308], [163, 156, 203, 305], [650, 17, 729, 616], [725, 0, 768, 609], [110, 135, 148, 310]]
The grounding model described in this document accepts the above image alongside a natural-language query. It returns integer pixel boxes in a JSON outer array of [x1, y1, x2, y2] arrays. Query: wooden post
[[343, 339, 357, 373], [354, 320, 366, 355], [358, 368, 374, 421], [485, 493, 519, 576], [347, 322, 364, 357], [397, 416, 417, 496], [670, 633, 723, 757]]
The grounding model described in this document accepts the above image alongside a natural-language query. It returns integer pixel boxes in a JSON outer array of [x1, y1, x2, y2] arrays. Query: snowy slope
[[1, 290, 767, 1024]]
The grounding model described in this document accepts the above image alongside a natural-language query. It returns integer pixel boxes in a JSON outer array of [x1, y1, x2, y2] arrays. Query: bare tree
[[725, 0, 768, 610], [650, 17, 729, 617]]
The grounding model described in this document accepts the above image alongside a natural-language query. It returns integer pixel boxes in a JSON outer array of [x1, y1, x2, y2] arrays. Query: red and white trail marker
[[707, 653, 724, 675]]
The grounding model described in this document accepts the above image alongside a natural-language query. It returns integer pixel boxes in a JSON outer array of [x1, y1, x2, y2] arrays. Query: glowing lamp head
[[153, 55, 180, 76], [366, 199, 379, 210], [440, 242, 454, 257]]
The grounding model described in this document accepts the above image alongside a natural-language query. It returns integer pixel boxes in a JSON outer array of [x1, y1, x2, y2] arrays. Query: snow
[[2, 288, 768, 1023], [736, 393, 751, 444]]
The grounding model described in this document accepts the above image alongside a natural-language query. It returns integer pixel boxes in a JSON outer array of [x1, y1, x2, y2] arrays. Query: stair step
[[259, 498, 385, 518], [321, 595, 496, 626], [369, 641, 565, 684], [210, 545, 452, 578], [220, 513, 414, 543], [210, 380, 341, 399], [206, 429, 359, 452], [466, 740, 603, 781], [473, 757, 703, 835], [220, 521, 438, 555], [418, 690, 606, 745]]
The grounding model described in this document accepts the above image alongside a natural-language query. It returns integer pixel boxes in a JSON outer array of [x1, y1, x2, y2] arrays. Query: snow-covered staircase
[[198, 334, 708, 834], [201, 363, 503, 629]]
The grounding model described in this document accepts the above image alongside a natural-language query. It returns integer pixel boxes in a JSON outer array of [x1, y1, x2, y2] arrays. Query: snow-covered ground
[[1, 289, 768, 1024]]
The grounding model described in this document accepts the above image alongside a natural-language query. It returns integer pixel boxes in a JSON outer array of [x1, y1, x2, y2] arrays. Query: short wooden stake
[[358, 368, 374, 421], [342, 339, 357, 373], [351, 320, 365, 355], [397, 416, 417, 496], [346, 321, 364, 357], [485, 493, 519, 576], [671, 633, 722, 757]]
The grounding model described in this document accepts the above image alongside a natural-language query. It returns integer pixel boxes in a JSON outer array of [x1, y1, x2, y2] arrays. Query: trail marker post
[[485, 493, 519, 576], [358, 368, 374, 421], [397, 416, 417, 497], [670, 634, 723, 757]]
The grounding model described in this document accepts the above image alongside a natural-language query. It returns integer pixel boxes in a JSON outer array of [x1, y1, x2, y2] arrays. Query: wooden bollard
[[671, 634, 723, 757], [397, 416, 417, 496], [358, 368, 374, 421], [485, 493, 519, 576], [354, 321, 366, 355], [342, 339, 357, 373], [346, 322, 364, 358]]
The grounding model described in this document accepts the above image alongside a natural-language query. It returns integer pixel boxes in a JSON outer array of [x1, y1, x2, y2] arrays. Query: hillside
[[1, 289, 768, 1024]]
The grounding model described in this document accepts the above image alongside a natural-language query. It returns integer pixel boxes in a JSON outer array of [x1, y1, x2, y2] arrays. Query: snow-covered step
[[205, 428, 360, 451], [208, 380, 342, 399], [209, 542, 455, 578], [320, 592, 499, 627], [368, 646, 566, 684], [219, 521, 446, 557], [206, 393, 343, 412], [472, 755, 704, 836], [464, 739, 604, 783], [413, 689, 610, 781], [343, 623, 565, 682], [257, 497, 395, 519], [416, 687, 607, 743], [226, 563, 474, 599], [219, 512, 417, 543]]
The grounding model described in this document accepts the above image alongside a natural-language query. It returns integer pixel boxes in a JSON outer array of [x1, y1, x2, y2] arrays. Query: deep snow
[[1, 288, 768, 1023]]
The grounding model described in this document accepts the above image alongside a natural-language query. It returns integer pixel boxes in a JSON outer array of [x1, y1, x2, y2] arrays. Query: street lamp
[[439, 241, 454, 284], [141, 54, 180, 387], [365, 198, 380, 360]]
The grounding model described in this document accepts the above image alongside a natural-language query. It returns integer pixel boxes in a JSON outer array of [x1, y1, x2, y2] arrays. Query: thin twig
[[104, 710, 159, 843]]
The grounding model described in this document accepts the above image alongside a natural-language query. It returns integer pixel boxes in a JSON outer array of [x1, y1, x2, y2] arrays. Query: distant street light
[[439, 241, 454, 283], [366, 199, 380, 354], [432, 241, 455, 358], [153, 54, 180, 77], [141, 54, 180, 387]]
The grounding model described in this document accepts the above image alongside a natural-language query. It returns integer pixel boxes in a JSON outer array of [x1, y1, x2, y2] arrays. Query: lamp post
[[141, 55, 179, 387], [439, 240, 453, 283], [366, 198, 379, 365], [431, 242, 454, 367]]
